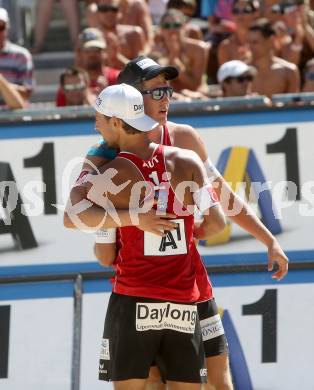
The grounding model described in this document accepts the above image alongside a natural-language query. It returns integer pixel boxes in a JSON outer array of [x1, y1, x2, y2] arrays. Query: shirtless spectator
[[150, 9, 209, 98], [249, 18, 300, 97], [118, 0, 154, 52], [56, 67, 94, 107], [218, 0, 260, 65], [217, 59, 257, 97], [85, 0, 145, 68], [302, 57, 314, 91], [167, 0, 203, 40], [0, 8, 33, 108], [147, 0, 168, 25], [273, 1, 314, 70]]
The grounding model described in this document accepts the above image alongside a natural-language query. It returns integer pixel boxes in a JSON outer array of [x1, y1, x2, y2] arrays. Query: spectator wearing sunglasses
[[248, 18, 300, 97], [150, 9, 210, 99], [57, 67, 94, 107], [85, 0, 146, 69], [218, 0, 260, 66], [0, 8, 33, 108], [217, 59, 257, 97], [302, 57, 314, 91]]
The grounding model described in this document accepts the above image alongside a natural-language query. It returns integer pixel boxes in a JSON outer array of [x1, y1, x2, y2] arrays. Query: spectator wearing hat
[[56, 67, 95, 107], [75, 28, 120, 93], [217, 60, 257, 97], [248, 18, 300, 97], [56, 28, 120, 107], [0, 8, 34, 108]]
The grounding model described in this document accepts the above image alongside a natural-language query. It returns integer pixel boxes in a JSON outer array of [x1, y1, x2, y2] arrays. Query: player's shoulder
[[167, 120, 202, 148], [167, 120, 196, 134], [165, 144, 200, 164]]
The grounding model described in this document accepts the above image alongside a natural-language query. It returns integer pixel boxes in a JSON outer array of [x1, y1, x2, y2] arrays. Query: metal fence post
[[71, 274, 83, 390]]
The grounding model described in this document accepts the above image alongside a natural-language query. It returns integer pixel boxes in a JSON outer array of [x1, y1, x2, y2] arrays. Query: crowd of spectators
[[1, 0, 314, 110]]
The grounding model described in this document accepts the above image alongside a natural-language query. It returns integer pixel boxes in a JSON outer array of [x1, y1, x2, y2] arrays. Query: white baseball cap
[[94, 84, 158, 132], [0, 8, 9, 24], [217, 60, 256, 83]]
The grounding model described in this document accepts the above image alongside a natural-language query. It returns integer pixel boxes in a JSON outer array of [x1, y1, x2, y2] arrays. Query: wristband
[[95, 228, 117, 243]]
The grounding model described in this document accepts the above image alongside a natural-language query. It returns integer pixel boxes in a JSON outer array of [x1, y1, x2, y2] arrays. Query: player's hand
[[267, 239, 289, 281], [137, 210, 178, 236]]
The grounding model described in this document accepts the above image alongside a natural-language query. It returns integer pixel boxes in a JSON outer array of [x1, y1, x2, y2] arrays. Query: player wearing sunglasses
[[65, 56, 289, 390]]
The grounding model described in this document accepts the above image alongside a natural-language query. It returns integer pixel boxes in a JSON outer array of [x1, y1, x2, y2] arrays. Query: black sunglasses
[[0, 24, 6, 32], [97, 4, 119, 13], [141, 86, 174, 100], [161, 22, 182, 29], [232, 7, 255, 14], [226, 75, 254, 83]]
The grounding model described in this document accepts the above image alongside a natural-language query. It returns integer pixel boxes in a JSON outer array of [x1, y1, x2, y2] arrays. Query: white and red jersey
[[112, 142, 203, 303], [162, 125, 213, 303]]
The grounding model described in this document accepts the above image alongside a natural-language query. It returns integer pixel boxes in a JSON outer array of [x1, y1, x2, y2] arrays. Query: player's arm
[[63, 142, 121, 229], [183, 150, 226, 239], [172, 123, 289, 280], [64, 144, 178, 234], [93, 229, 117, 267]]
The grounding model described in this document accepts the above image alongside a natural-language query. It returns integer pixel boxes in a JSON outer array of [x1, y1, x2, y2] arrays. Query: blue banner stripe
[[0, 280, 74, 300], [0, 249, 313, 278], [0, 269, 313, 301], [0, 108, 313, 139]]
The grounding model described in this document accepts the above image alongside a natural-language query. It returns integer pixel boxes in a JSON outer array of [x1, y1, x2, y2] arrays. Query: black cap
[[118, 56, 179, 86]]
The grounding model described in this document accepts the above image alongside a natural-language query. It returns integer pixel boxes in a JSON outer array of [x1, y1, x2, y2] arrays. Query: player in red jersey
[[76, 83, 226, 389], [65, 56, 289, 390]]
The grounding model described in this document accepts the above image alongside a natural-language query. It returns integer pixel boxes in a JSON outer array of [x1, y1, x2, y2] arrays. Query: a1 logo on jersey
[[144, 219, 187, 256]]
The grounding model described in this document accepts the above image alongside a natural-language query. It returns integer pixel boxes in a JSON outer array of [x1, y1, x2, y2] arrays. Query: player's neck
[[119, 135, 156, 160], [148, 125, 163, 143]]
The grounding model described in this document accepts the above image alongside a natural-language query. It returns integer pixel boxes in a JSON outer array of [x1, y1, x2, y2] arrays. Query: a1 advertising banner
[[0, 282, 74, 390], [0, 108, 314, 390], [2, 275, 314, 390], [0, 110, 313, 269]]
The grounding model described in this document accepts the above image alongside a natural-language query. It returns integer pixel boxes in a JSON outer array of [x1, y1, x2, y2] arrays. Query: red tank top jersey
[[112, 143, 201, 302], [162, 125, 213, 303]]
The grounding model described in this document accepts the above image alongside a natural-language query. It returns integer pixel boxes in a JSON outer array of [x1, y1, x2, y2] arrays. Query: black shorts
[[197, 298, 229, 357], [99, 293, 207, 383]]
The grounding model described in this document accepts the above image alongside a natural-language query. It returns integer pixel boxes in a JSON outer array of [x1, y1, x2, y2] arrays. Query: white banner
[[0, 119, 313, 268]]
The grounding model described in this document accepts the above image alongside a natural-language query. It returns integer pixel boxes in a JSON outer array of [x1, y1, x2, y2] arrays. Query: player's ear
[[112, 116, 121, 128]]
